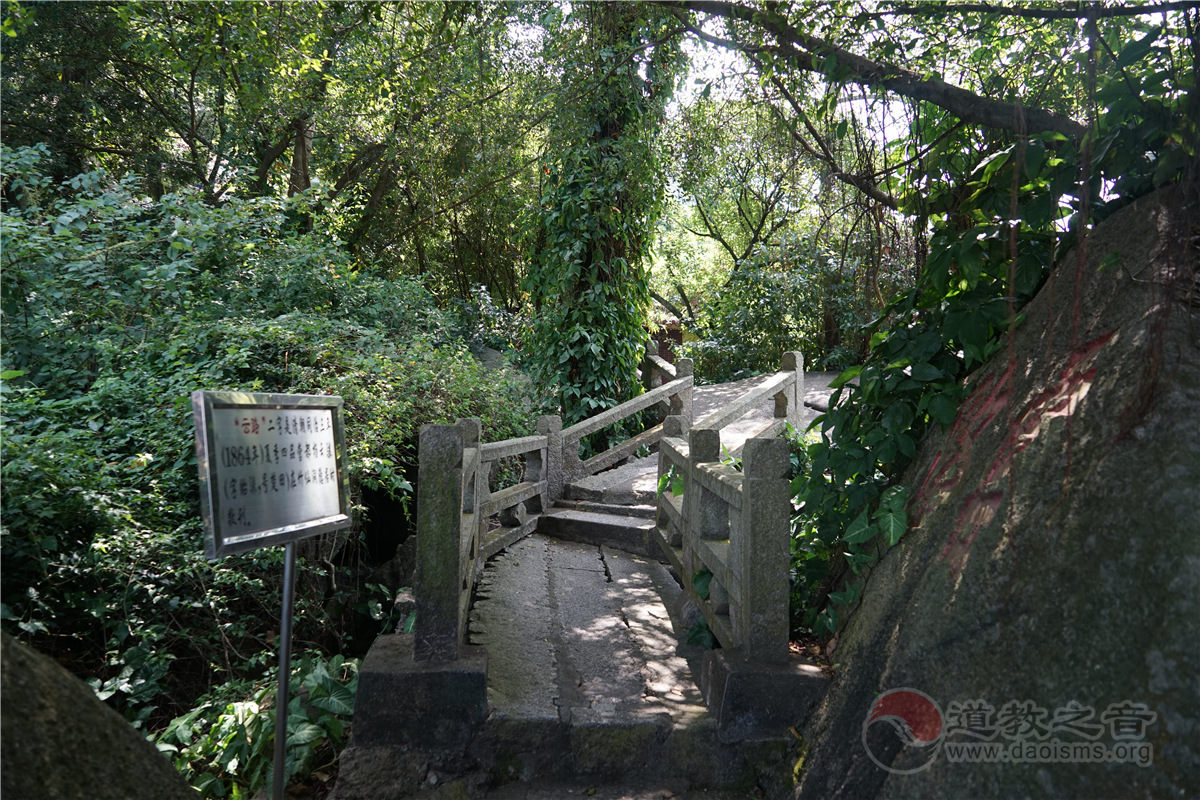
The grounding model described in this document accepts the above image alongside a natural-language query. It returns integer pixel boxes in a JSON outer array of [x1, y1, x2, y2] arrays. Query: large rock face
[[1, 632, 196, 800], [795, 187, 1199, 799]]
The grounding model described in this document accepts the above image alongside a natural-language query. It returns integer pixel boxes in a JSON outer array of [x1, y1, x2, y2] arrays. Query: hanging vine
[[523, 4, 683, 426]]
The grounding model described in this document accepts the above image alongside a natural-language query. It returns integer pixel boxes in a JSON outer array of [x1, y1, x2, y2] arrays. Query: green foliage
[[155, 653, 358, 799], [656, 464, 685, 498], [686, 617, 715, 649], [668, 96, 810, 272], [681, 234, 900, 381], [448, 284, 528, 355], [0, 148, 533, 790], [787, 21, 1195, 638], [0, 1, 546, 303], [523, 5, 682, 427]]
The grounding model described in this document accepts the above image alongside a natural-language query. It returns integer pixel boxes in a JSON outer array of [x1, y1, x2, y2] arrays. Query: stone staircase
[[538, 454, 659, 558], [538, 372, 836, 563]]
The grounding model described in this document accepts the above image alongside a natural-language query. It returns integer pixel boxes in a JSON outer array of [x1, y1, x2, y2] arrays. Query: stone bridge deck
[[564, 372, 840, 506], [334, 372, 840, 800], [460, 374, 841, 797]]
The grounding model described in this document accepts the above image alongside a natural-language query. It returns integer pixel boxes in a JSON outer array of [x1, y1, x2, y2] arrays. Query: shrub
[[679, 235, 898, 382], [1, 147, 534, 793]]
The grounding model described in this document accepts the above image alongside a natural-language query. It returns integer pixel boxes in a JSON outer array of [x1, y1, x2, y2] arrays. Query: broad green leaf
[[828, 580, 861, 606], [687, 618, 714, 648], [956, 241, 984, 288], [1115, 28, 1160, 68], [908, 363, 942, 381], [286, 721, 326, 747], [307, 684, 354, 716], [881, 401, 915, 435], [843, 510, 875, 544], [881, 485, 908, 512], [927, 392, 958, 427], [875, 507, 908, 546], [830, 364, 864, 389]]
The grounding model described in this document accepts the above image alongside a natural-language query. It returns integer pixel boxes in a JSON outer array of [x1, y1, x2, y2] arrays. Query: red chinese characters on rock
[[911, 330, 1116, 578]]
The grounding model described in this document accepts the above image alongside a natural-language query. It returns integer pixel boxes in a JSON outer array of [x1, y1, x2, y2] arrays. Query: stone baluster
[[736, 436, 791, 663], [672, 357, 693, 426], [775, 351, 804, 431], [414, 422, 465, 663]]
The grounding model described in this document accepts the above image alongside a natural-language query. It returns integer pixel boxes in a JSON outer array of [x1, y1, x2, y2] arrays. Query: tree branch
[[886, 1, 1195, 21], [761, 67, 902, 209], [650, 288, 688, 323], [662, 0, 1088, 141], [691, 194, 743, 265]]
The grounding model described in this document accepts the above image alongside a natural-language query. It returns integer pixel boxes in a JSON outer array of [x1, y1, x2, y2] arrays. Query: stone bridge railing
[[357, 347, 814, 761], [652, 352, 802, 664], [561, 349, 693, 486], [413, 344, 693, 662], [413, 347, 802, 665]]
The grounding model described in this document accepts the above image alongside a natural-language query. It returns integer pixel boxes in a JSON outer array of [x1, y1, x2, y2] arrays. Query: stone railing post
[[458, 418, 483, 571], [688, 427, 726, 540], [642, 339, 658, 394], [659, 415, 689, 549], [414, 422, 465, 663], [538, 414, 563, 508], [775, 351, 804, 431], [737, 436, 791, 663], [673, 357, 694, 426]]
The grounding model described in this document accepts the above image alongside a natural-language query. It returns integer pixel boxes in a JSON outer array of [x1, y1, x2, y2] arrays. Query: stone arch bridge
[[333, 346, 839, 800]]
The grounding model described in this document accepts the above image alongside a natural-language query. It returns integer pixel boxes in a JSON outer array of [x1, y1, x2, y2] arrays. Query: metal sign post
[[272, 541, 298, 800], [191, 391, 352, 800]]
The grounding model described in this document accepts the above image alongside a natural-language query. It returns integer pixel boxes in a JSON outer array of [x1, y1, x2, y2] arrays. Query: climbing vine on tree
[[524, 4, 682, 426]]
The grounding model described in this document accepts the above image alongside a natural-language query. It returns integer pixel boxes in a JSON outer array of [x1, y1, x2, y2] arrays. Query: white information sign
[[192, 391, 351, 558]]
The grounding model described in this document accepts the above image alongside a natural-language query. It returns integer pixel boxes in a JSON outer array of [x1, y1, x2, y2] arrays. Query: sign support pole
[[272, 541, 298, 800], [190, 391, 351, 799]]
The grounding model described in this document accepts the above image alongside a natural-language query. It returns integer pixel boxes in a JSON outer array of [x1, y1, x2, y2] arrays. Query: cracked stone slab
[[547, 539, 647, 723], [469, 535, 704, 730], [469, 535, 558, 720]]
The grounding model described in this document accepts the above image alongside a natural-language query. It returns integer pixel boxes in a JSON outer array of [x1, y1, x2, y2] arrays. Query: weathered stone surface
[[536, 507, 657, 557], [461, 534, 799, 796], [700, 648, 828, 744], [329, 744, 430, 800], [0, 632, 195, 800], [737, 437, 792, 662], [795, 187, 1200, 798], [565, 454, 661, 505], [351, 634, 487, 753], [415, 422, 468, 662], [468, 535, 558, 720]]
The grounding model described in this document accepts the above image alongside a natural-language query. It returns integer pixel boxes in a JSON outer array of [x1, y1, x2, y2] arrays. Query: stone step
[[537, 507, 659, 560], [564, 455, 659, 506], [553, 498, 657, 520]]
